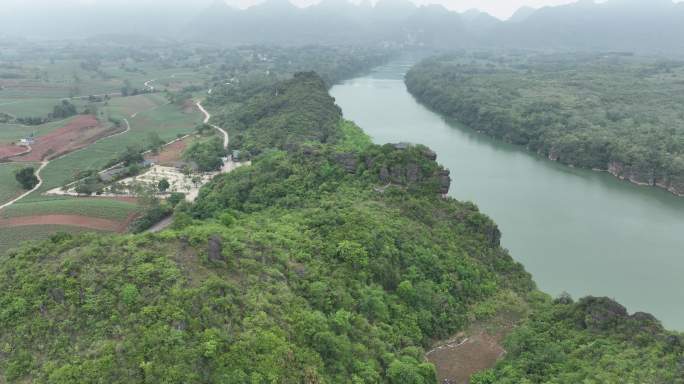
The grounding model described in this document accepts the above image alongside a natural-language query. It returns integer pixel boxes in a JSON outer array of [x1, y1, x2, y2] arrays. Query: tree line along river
[[330, 59, 684, 330]]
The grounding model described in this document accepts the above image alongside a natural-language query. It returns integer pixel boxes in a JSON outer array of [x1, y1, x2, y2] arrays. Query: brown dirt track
[[9, 115, 119, 162], [0, 214, 132, 232]]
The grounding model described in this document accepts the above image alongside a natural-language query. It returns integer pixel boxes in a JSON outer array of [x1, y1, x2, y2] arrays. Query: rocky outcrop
[[606, 161, 684, 196], [438, 170, 451, 195], [577, 296, 628, 331], [334, 152, 359, 173], [575, 297, 664, 335], [364, 143, 452, 195], [208, 235, 224, 263]]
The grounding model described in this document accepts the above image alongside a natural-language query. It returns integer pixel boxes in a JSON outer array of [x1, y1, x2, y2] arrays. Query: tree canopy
[[406, 53, 684, 195]]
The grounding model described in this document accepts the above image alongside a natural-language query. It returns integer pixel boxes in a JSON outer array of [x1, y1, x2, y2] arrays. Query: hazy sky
[[3, 0, 681, 20]]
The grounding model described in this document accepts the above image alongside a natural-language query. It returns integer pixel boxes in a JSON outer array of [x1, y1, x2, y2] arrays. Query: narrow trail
[[106, 118, 131, 140], [0, 161, 47, 212], [196, 100, 229, 149], [146, 216, 174, 233]]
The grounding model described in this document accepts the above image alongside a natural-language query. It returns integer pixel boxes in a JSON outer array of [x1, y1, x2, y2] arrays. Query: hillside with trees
[[405, 53, 684, 196], [0, 72, 681, 383]]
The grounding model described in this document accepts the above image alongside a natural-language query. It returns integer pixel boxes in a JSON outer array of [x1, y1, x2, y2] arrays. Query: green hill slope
[[0, 71, 681, 383]]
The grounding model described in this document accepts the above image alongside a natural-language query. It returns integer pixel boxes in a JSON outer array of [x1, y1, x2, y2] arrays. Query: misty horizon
[[3, 0, 684, 20]]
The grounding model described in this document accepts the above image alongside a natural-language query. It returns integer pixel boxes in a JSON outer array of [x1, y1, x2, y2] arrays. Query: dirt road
[[196, 101, 229, 149]]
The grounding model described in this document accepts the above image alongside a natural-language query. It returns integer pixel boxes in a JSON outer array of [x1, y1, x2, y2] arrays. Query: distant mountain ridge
[[185, 0, 684, 52], [1, 0, 683, 53]]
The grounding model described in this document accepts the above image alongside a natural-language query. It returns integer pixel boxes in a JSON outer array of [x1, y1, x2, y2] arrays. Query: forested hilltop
[[0, 72, 682, 383], [405, 53, 684, 196]]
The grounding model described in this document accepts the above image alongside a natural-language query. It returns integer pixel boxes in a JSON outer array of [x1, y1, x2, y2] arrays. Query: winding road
[[196, 101, 229, 149], [0, 118, 132, 211], [0, 79, 228, 216]]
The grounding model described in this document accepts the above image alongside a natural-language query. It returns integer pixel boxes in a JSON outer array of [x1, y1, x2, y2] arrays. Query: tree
[[119, 146, 144, 166], [157, 178, 170, 193], [14, 167, 39, 190], [51, 100, 77, 119], [183, 138, 225, 172], [147, 132, 165, 154]]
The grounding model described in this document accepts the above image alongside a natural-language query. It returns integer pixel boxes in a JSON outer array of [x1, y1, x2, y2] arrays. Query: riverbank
[[404, 54, 684, 198], [331, 60, 684, 330]]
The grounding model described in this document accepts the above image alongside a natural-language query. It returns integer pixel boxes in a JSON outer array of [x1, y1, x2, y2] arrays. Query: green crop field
[[0, 162, 38, 205], [0, 44, 214, 245], [0, 98, 89, 118], [33, 96, 203, 193], [0, 224, 109, 254], [0, 197, 139, 221]]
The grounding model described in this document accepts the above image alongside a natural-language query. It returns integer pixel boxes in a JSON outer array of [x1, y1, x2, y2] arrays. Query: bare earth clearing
[[145, 137, 189, 166], [427, 331, 505, 384]]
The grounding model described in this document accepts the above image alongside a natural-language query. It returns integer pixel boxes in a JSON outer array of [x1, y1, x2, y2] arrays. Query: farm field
[[0, 98, 89, 119], [0, 117, 82, 144], [34, 96, 203, 193], [2, 115, 117, 162], [0, 197, 139, 222], [0, 40, 222, 248], [0, 162, 38, 205]]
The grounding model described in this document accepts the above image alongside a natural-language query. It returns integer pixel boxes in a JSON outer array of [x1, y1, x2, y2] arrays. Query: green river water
[[330, 60, 684, 330]]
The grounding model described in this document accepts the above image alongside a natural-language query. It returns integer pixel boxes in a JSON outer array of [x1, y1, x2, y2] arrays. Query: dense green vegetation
[[472, 296, 684, 384], [183, 138, 226, 172], [14, 167, 39, 190], [0, 71, 681, 383], [406, 53, 684, 195]]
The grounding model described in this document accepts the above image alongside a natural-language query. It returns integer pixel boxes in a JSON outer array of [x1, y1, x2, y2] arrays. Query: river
[[331, 59, 684, 330]]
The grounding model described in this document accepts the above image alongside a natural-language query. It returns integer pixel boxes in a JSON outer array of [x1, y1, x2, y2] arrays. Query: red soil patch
[[0, 144, 29, 160], [0, 214, 129, 232], [10, 115, 119, 162], [146, 137, 189, 166], [427, 332, 506, 384]]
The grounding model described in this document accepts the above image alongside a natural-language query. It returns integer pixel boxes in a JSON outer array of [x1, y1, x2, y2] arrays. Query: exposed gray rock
[[422, 148, 437, 161], [439, 170, 451, 195], [407, 163, 420, 183], [379, 166, 390, 183], [335, 153, 359, 173], [390, 165, 404, 183], [208, 235, 224, 263], [579, 297, 628, 331]]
